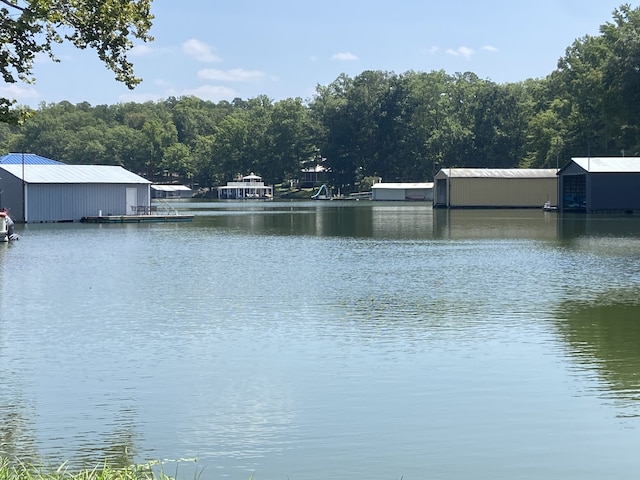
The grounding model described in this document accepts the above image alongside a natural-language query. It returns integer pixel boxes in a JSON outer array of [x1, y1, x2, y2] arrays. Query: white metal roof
[[438, 168, 558, 178], [301, 164, 327, 173], [242, 173, 262, 180], [372, 182, 433, 189], [0, 164, 150, 184], [570, 157, 640, 173], [151, 184, 192, 191]]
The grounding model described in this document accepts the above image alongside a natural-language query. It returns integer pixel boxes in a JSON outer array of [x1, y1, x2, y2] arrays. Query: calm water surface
[[2, 201, 640, 480]]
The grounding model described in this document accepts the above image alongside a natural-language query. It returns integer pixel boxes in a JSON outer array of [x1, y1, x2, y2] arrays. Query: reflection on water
[[2, 202, 640, 479], [557, 212, 640, 240], [557, 290, 640, 417], [433, 208, 559, 240]]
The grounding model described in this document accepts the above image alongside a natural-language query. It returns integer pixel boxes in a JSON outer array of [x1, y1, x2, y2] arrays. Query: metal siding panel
[[451, 178, 557, 207], [590, 173, 640, 211], [24, 184, 149, 222], [85, 184, 128, 217], [434, 178, 447, 206], [27, 186, 49, 222], [0, 170, 24, 221], [28, 185, 72, 222], [373, 189, 404, 201]]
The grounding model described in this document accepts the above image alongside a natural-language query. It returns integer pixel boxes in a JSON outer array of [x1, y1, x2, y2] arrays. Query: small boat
[[0, 209, 18, 241], [542, 201, 558, 212]]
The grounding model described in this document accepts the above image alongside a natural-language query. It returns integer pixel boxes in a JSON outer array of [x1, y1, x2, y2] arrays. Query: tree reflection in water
[[556, 289, 640, 416]]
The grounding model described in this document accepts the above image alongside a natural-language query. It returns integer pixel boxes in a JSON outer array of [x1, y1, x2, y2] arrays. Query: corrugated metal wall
[[450, 178, 558, 207], [25, 183, 149, 222], [434, 178, 447, 206], [589, 173, 640, 212], [372, 189, 406, 201], [0, 170, 25, 221], [372, 187, 433, 201]]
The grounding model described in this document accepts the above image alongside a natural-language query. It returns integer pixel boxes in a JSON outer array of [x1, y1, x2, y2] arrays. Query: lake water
[[1, 201, 640, 480]]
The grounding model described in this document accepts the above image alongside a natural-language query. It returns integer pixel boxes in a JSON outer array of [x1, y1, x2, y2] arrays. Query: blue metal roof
[[0, 153, 64, 165]]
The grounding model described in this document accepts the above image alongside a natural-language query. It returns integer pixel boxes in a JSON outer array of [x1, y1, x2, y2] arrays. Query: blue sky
[[1, 0, 630, 108]]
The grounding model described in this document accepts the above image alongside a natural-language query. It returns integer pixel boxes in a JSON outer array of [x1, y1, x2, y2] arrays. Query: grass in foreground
[[0, 458, 180, 480]]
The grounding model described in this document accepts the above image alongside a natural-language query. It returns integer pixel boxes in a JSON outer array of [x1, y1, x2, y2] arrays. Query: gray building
[[371, 182, 433, 201], [0, 164, 151, 223], [151, 184, 193, 199], [558, 157, 640, 213]]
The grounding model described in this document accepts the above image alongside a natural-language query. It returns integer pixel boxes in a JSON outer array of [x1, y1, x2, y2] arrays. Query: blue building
[[557, 157, 640, 213]]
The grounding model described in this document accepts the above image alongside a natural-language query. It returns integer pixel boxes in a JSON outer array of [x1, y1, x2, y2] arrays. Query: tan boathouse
[[433, 168, 558, 208]]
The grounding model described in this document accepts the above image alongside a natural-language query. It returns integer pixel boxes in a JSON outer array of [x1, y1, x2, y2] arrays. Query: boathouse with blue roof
[[0, 161, 151, 223]]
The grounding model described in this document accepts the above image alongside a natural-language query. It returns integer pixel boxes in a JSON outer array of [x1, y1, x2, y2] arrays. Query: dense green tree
[[103, 124, 148, 172], [211, 112, 251, 183], [161, 142, 193, 182], [190, 134, 216, 188], [555, 34, 609, 155], [64, 125, 108, 164], [141, 118, 178, 180], [600, 4, 640, 154], [12, 109, 70, 159], [368, 72, 415, 181], [311, 74, 355, 188], [521, 100, 567, 168], [406, 70, 464, 177], [240, 95, 273, 179], [263, 97, 317, 183]]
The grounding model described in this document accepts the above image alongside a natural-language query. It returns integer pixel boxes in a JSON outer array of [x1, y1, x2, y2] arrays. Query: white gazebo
[[217, 173, 273, 199]]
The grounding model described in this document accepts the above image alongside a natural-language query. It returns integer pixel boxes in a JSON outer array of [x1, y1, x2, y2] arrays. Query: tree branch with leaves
[[0, 0, 154, 123]]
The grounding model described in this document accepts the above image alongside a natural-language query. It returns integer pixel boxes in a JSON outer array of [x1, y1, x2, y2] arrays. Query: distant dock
[[82, 201, 194, 223], [81, 214, 193, 223]]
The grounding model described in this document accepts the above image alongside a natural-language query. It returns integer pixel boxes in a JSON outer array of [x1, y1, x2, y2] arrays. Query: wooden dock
[[81, 214, 193, 223]]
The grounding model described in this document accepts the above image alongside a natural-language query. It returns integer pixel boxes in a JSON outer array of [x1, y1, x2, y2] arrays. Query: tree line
[[1, 4, 639, 193]]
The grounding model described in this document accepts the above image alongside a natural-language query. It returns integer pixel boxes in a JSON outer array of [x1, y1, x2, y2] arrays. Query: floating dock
[[81, 214, 193, 223]]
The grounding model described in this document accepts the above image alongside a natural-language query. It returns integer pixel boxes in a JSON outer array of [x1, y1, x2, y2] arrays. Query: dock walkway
[[81, 213, 193, 223], [81, 201, 193, 223]]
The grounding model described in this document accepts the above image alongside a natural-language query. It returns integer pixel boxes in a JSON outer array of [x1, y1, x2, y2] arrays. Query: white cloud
[[130, 44, 155, 56], [446, 46, 475, 59], [482, 45, 499, 52], [118, 91, 165, 103], [182, 39, 221, 62], [428, 46, 439, 55], [119, 84, 237, 103], [0, 84, 39, 102], [182, 85, 237, 102], [198, 68, 266, 82], [331, 52, 359, 61]]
